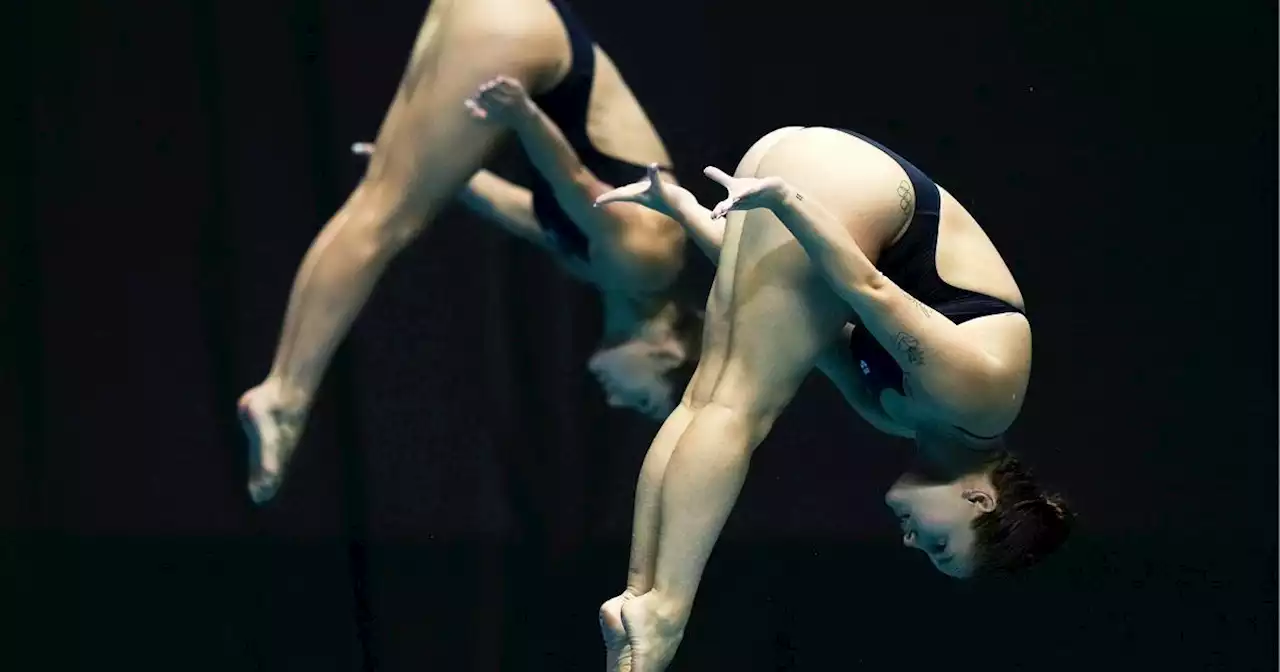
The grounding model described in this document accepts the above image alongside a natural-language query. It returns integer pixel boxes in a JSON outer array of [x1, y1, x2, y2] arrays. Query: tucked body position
[[237, 0, 706, 503], [593, 126, 1073, 671]]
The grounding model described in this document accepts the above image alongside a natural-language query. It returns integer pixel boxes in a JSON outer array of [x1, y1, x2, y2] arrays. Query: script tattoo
[[904, 291, 933, 318], [896, 180, 913, 217], [893, 332, 926, 366]]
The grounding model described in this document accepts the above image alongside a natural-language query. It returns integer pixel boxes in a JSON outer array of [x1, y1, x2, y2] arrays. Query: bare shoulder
[[579, 205, 685, 290]]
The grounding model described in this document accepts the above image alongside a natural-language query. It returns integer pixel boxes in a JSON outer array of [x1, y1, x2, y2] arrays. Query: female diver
[[237, 0, 705, 503], [593, 126, 1072, 671]]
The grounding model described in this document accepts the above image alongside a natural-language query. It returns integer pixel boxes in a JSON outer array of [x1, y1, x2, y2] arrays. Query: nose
[[901, 522, 921, 547]]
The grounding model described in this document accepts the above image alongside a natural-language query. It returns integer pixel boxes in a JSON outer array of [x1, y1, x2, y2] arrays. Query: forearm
[[771, 186, 886, 302], [455, 170, 547, 245], [668, 192, 724, 263], [511, 105, 593, 193]]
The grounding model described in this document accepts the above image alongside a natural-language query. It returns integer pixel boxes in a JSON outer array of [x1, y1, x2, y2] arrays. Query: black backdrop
[[4, 0, 1276, 670]]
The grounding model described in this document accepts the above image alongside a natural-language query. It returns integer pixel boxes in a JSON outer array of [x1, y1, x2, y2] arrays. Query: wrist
[[768, 180, 799, 210], [509, 106, 536, 130], [665, 188, 703, 220]]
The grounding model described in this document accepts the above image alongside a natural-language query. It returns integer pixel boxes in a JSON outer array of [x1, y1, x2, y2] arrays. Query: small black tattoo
[[794, 192, 805, 201], [893, 332, 925, 366], [896, 180, 913, 216], [904, 291, 933, 318], [902, 373, 915, 397]]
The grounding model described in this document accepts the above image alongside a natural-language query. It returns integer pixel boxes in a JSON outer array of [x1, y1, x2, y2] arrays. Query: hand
[[702, 166, 788, 220], [593, 163, 693, 218], [464, 76, 534, 125]]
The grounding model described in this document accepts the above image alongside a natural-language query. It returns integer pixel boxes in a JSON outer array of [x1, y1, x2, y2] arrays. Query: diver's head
[[884, 445, 1072, 579], [588, 301, 702, 420]]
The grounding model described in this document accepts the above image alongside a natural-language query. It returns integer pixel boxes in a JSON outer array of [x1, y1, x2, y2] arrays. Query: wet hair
[[659, 300, 704, 406], [971, 451, 1073, 576], [648, 247, 713, 410]]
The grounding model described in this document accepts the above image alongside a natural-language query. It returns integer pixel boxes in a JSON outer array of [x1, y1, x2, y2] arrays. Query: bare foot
[[620, 592, 685, 672], [237, 381, 306, 504], [600, 592, 635, 672]]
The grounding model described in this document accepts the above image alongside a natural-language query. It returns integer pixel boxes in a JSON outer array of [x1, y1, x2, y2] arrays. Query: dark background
[[4, 0, 1276, 670]]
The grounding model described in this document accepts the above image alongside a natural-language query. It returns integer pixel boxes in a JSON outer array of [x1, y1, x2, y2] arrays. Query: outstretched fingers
[[594, 182, 646, 207], [702, 165, 733, 187]]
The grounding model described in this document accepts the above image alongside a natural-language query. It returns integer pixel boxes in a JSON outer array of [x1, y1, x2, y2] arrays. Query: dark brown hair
[[971, 451, 1073, 576], [660, 303, 704, 404]]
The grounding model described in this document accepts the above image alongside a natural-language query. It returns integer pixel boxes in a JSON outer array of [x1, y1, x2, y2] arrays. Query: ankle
[[638, 589, 692, 631], [255, 377, 311, 417]]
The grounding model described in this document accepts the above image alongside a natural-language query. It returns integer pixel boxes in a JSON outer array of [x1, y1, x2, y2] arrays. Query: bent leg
[[240, 18, 555, 503]]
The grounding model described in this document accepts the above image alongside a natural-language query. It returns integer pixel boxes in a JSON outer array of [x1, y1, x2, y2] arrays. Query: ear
[[962, 488, 997, 514]]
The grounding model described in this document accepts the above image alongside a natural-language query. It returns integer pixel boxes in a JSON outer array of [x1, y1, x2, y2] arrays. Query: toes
[[249, 473, 280, 505]]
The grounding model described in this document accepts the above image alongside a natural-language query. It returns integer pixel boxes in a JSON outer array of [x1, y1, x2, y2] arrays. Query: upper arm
[[457, 170, 549, 247]]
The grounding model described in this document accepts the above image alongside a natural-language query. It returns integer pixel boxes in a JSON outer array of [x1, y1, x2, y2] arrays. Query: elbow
[[934, 356, 1008, 421], [814, 239, 886, 298], [838, 268, 896, 311]]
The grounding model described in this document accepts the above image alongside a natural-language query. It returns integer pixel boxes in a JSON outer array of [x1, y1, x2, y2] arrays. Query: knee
[[703, 392, 789, 450], [683, 401, 775, 456], [337, 179, 432, 257]]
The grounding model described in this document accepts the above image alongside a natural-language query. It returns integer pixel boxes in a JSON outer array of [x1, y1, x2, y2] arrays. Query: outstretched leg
[[239, 6, 556, 503]]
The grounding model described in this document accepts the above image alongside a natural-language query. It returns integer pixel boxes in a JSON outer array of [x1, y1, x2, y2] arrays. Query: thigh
[[684, 127, 806, 407], [696, 127, 905, 419], [703, 205, 850, 420], [360, 1, 565, 225]]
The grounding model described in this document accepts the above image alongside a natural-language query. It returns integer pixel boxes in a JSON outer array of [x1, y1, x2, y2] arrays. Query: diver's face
[[587, 343, 677, 420], [884, 475, 996, 579]]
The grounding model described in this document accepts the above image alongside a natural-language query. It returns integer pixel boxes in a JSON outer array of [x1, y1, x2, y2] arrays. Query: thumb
[[646, 162, 662, 186], [594, 187, 634, 207], [703, 165, 733, 187]]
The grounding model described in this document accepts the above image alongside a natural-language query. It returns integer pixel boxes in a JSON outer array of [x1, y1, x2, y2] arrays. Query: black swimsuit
[[839, 130, 1025, 401], [527, 0, 668, 260]]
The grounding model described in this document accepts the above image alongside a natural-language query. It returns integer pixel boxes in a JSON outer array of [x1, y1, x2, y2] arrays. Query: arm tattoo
[[896, 180, 913, 217], [904, 291, 934, 318], [893, 332, 926, 366]]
